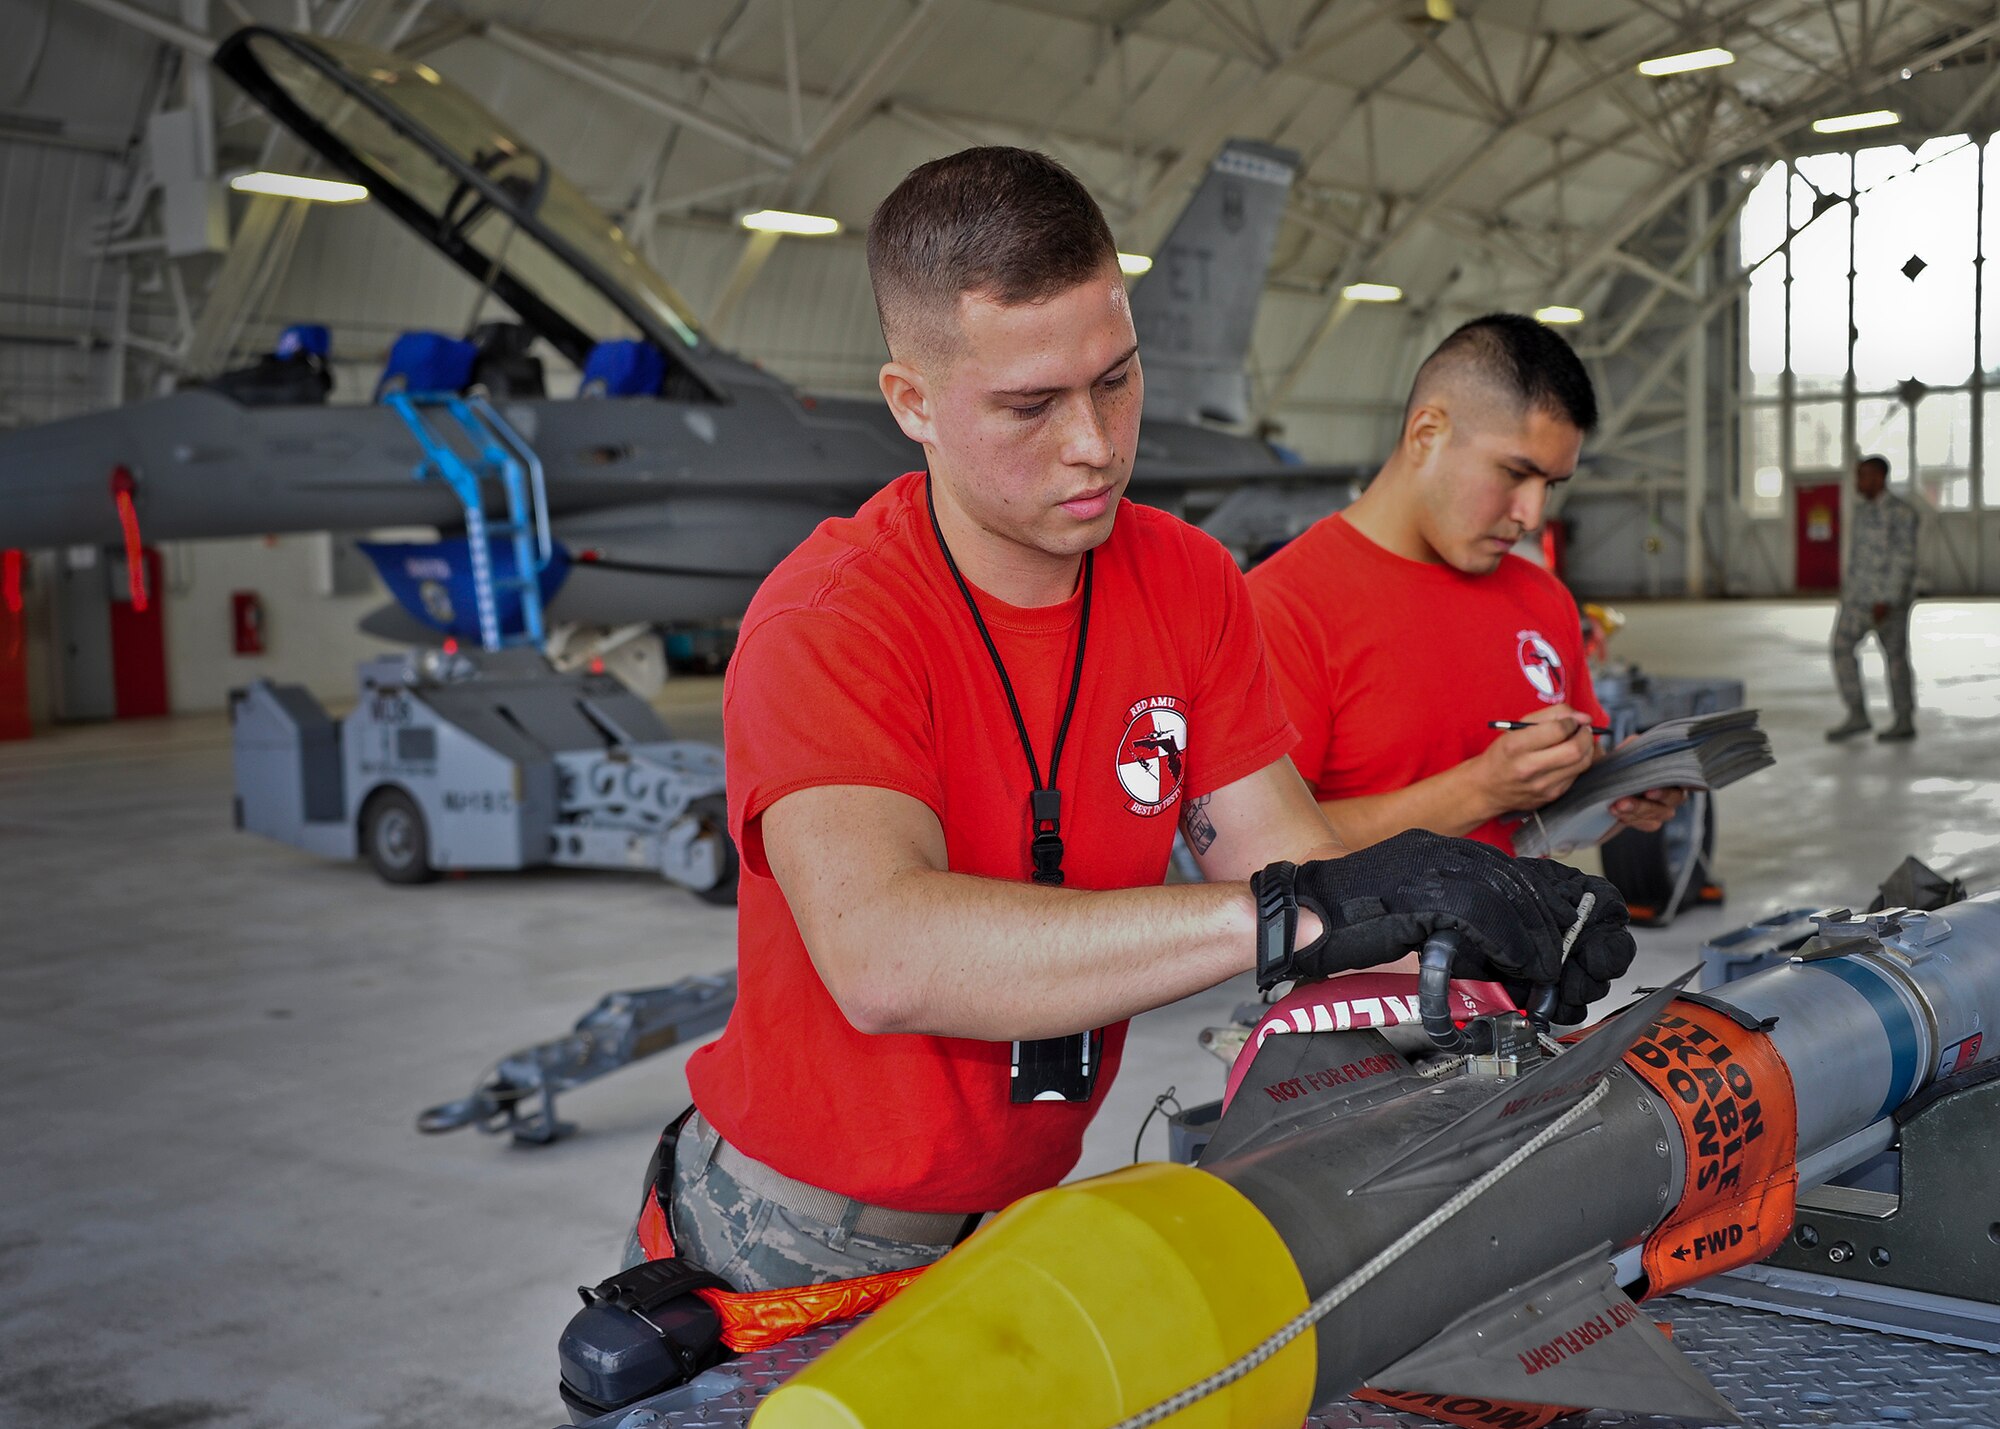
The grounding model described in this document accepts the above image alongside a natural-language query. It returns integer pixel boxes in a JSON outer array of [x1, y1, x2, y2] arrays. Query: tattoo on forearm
[[1182, 794, 1217, 855]]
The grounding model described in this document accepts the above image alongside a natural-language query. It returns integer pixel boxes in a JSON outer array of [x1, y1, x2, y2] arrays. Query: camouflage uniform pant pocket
[[638, 1111, 954, 1292]]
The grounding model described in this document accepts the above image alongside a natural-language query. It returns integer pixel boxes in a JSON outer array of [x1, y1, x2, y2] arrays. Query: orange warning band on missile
[[1617, 999, 1799, 1297]]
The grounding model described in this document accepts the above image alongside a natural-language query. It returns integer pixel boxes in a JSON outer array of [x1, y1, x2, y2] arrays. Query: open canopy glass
[[215, 27, 714, 388]]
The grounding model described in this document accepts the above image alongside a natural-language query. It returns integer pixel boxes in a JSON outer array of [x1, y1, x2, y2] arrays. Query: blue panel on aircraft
[[358, 538, 571, 641]]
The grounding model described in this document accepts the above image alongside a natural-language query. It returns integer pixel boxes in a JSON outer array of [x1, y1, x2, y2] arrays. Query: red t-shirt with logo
[[1245, 512, 1603, 852], [685, 472, 1296, 1213]]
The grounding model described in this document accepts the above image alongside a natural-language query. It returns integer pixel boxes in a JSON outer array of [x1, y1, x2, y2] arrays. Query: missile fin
[[1367, 1248, 1741, 1422], [1198, 1028, 1415, 1164], [1353, 970, 1698, 1194]]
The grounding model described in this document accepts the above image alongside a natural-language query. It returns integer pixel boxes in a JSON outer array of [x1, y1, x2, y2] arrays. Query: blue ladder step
[[384, 389, 551, 652]]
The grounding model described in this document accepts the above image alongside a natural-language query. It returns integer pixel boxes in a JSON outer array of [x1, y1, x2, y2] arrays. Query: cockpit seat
[[469, 320, 546, 398], [375, 330, 479, 400], [200, 323, 335, 407]]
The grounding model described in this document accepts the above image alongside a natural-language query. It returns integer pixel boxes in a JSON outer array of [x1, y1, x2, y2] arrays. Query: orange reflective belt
[[634, 1185, 928, 1353], [1617, 999, 1799, 1297]]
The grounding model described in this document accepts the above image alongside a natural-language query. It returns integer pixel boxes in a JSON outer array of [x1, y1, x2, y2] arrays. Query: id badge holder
[[1010, 1029, 1103, 1103]]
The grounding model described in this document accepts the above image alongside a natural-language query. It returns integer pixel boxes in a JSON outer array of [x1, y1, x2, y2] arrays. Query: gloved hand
[[1252, 829, 1634, 1024]]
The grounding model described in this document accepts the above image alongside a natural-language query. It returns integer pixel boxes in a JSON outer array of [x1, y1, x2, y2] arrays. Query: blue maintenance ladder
[[383, 392, 554, 650]]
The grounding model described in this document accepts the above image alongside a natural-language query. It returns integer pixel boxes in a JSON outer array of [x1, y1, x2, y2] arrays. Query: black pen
[[1489, 718, 1613, 736]]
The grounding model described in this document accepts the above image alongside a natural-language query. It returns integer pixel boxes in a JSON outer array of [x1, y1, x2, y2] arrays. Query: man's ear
[[879, 361, 938, 447], [1404, 402, 1448, 467]]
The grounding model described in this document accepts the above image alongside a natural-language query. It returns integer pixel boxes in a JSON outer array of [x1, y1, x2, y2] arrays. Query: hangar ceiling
[[6, 0, 2000, 466]]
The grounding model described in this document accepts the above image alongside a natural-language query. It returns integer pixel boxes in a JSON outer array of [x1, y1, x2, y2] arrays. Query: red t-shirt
[[686, 472, 1295, 1213], [1245, 512, 1603, 853]]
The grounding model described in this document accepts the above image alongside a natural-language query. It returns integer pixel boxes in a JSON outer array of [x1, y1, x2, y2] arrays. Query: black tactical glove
[[1252, 829, 1634, 1024]]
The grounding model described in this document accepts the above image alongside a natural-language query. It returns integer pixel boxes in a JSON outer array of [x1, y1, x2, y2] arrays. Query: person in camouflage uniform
[[1827, 454, 1919, 743]]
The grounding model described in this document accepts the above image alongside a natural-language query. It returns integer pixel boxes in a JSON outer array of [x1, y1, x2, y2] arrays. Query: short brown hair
[[867, 146, 1118, 362]]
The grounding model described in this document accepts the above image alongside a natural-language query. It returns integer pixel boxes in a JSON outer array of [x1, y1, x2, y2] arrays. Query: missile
[[751, 896, 2000, 1429]]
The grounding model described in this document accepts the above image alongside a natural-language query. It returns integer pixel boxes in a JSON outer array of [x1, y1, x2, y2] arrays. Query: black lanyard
[[924, 475, 1093, 884], [925, 475, 1102, 1102]]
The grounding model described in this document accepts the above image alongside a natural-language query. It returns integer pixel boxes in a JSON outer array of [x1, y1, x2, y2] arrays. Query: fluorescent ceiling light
[[1118, 252, 1153, 276], [1637, 47, 1734, 77], [229, 171, 369, 203], [1813, 109, 1900, 134], [739, 208, 841, 236], [1535, 305, 1585, 324], [1342, 282, 1404, 303]]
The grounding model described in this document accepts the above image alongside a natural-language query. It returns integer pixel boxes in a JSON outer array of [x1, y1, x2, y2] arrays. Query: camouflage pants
[[1832, 599, 1914, 721], [620, 1111, 960, 1291]]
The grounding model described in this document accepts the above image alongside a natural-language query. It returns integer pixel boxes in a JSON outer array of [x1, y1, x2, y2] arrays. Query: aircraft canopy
[[216, 28, 714, 385]]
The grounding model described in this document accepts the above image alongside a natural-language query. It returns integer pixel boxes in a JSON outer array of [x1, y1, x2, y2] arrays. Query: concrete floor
[[4, 600, 1997, 1428]]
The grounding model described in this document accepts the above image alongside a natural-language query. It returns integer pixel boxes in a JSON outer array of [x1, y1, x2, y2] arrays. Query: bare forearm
[[1317, 765, 1491, 851], [807, 871, 1256, 1041]]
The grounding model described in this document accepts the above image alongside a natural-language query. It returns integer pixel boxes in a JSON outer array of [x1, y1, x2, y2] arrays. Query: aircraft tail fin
[[1130, 140, 1299, 428]]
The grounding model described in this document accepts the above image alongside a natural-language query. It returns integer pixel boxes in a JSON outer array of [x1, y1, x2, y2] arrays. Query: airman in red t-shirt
[[1248, 315, 1686, 855], [639, 159, 1635, 1299]]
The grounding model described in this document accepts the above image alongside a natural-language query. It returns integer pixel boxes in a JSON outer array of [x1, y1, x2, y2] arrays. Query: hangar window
[[1738, 135, 1990, 515]]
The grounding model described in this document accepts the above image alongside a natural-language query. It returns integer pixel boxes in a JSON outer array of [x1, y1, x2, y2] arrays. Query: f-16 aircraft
[[0, 27, 1350, 648]]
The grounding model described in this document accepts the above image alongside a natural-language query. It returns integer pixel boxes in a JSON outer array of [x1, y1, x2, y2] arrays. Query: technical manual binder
[[1511, 710, 1775, 857]]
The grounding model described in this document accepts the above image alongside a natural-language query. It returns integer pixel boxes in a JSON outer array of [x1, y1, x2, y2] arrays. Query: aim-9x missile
[[752, 895, 2000, 1428]]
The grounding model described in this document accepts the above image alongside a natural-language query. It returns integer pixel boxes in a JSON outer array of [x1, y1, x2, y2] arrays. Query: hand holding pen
[[1467, 706, 1600, 820], [1488, 715, 1687, 833], [1489, 718, 1612, 737]]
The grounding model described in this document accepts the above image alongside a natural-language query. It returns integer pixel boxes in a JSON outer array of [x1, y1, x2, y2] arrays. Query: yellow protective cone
[[752, 1161, 1314, 1429]]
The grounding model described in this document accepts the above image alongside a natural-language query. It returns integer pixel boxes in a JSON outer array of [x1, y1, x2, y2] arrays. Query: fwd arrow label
[[1669, 1222, 1747, 1263]]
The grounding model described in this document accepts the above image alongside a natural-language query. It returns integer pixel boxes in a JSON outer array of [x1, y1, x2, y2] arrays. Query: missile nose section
[[752, 1161, 1313, 1429]]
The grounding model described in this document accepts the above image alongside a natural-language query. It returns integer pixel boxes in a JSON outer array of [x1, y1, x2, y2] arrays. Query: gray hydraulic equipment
[[383, 389, 553, 650], [231, 647, 735, 898], [418, 971, 736, 1145]]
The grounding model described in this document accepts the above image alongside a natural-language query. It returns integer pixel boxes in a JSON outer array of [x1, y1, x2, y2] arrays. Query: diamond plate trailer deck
[[562, 1297, 2000, 1429]]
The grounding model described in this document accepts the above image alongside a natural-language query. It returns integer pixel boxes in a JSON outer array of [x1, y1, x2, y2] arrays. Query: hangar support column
[[1684, 182, 1709, 598]]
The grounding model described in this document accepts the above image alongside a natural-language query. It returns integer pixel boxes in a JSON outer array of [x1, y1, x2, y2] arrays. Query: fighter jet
[[0, 27, 1351, 649]]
